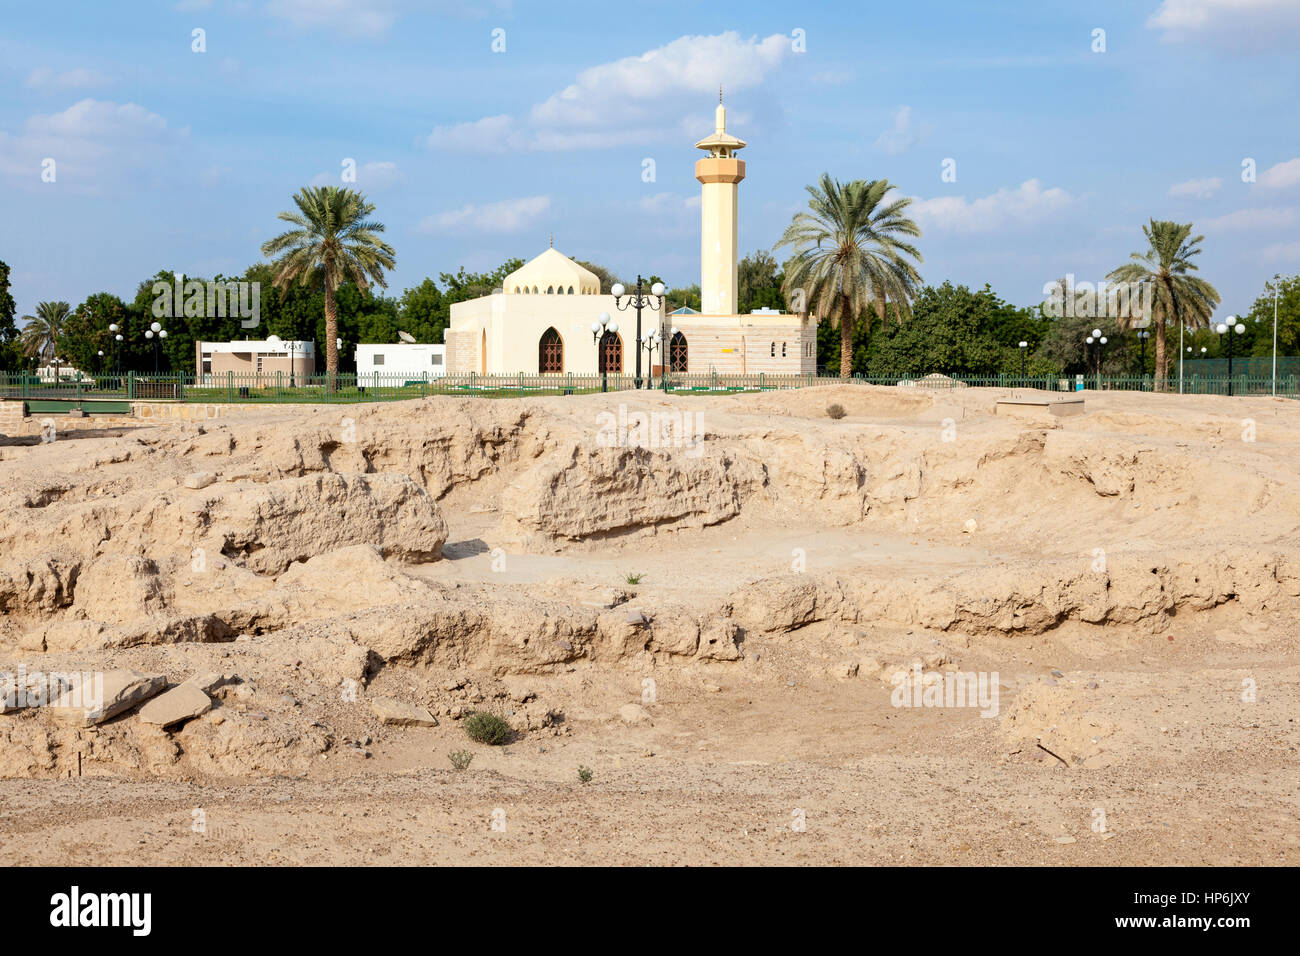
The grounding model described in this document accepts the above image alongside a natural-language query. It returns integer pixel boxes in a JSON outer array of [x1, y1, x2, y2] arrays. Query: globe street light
[[612, 277, 666, 389], [1018, 341, 1028, 383], [1216, 315, 1246, 395], [1136, 330, 1150, 384], [592, 312, 618, 393]]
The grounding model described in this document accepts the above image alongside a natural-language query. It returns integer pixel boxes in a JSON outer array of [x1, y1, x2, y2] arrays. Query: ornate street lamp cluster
[[611, 276, 666, 389]]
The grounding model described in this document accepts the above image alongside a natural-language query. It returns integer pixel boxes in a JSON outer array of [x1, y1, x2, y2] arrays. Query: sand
[[0, 384, 1296, 865]]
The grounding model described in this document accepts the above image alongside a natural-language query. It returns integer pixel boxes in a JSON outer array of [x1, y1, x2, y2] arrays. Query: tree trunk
[[839, 294, 853, 379], [1153, 318, 1168, 392], [324, 274, 339, 392]]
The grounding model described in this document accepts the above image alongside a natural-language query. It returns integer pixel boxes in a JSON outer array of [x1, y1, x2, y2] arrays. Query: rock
[[626, 608, 648, 625], [1052, 835, 1077, 845], [368, 696, 438, 727], [49, 669, 166, 726], [963, 518, 978, 534], [183, 472, 216, 490], [137, 682, 213, 728], [185, 672, 233, 694], [619, 703, 650, 724]]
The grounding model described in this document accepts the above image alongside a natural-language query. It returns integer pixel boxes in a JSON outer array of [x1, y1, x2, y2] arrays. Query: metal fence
[[2, 368, 1298, 406]]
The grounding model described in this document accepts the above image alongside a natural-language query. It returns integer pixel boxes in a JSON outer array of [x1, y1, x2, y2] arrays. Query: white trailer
[[354, 343, 446, 386]]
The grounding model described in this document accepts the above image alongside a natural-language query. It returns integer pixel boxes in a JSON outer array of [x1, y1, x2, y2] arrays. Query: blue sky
[[2, 0, 1298, 322]]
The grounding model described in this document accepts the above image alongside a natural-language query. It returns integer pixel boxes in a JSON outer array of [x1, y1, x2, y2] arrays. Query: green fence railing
[[2, 369, 1298, 406]]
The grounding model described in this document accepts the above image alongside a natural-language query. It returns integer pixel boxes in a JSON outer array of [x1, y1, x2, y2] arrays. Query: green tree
[[1107, 220, 1220, 389], [865, 283, 1009, 376], [0, 261, 20, 370], [261, 186, 396, 385], [1246, 273, 1299, 361], [19, 301, 72, 367], [62, 294, 128, 374], [776, 174, 923, 377], [738, 249, 786, 314], [397, 278, 447, 343], [574, 260, 624, 295]]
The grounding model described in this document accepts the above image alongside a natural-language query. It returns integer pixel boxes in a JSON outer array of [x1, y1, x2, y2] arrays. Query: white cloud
[[1259, 158, 1300, 189], [1261, 240, 1300, 261], [909, 180, 1076, 234], [310, 160, 401, 189], [266, 0, 398, 37], [0, 99, 179, 191], [24, 67, 109, 90], [637, 192, 699, 214], [1201, 206, 1297, 231], [874, 105, 927, 155], [428, 31, 791, 152], [416, 195, 551, 234], [1168, 176, 1222, 199], [1147, 0, 1300, 49]]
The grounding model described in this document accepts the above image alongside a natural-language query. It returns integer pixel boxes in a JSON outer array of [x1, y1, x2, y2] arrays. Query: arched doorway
[[539, 327, 563, 373], [599, 331, 623, 374], [669, 331, 688, 372]]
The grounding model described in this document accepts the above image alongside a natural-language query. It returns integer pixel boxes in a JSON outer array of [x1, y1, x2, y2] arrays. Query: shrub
[[625, 572, 643, 585], [463, 711, 512, 746], [826, 403, 846, 420], [448, 749, 474, 771], [577, 765, 593, 785]]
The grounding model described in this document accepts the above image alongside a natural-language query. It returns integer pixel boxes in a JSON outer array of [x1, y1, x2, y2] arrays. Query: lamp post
[[1216, 316, 1246, 396], [145, 321, 167, 374], [1085, 328, 1105, 388], [641, 328, 665, 386], [1018, 341, 1028, 384], [612, 276, 665, 389], [1272, 273, 1282, 396], [591, 312, 619, 393]]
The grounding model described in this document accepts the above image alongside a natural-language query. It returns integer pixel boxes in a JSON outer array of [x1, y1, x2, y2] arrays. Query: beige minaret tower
[[694, 92, 746, 315]]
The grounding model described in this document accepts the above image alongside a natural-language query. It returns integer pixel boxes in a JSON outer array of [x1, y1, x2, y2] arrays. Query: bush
[[463, 711, 512, 746], [625, 572, 643, 585], [826, 403, 846, 419], [577, 765, 593, 785], [448, 749, 474, 771]]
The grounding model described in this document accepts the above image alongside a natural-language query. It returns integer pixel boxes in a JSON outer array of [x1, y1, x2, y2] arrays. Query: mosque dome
[[503, 247, 601, 296]]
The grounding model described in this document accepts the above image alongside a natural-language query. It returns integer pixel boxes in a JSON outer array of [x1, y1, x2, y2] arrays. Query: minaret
[[694, 93, 746, 315]]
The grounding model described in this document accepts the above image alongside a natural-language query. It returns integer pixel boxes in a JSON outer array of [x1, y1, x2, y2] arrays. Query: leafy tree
[[0, 261, 20, 370], [397, 278, 447, 343], [776, 174, 923, 377], [1107, 220, 1220, 388], [665, 284, 701, 313], [864, 283, 1009, 376], [1245, 273, 1299, 360], [61, 294, 129, 374], [738, 250, 786, 314], [261, 186, 395, 385]]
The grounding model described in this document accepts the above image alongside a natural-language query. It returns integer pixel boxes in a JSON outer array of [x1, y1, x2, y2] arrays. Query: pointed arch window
[[599, 331, 623, 374], [669, 331, 688, 372], [539, 327, 563, 373]]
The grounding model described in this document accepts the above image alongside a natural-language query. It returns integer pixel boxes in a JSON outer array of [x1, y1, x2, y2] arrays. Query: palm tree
[[20, 301, 71, 367], [260, 186, 395, 386], [1107, 220, 1219, 389], [775, 174, 922, 378]]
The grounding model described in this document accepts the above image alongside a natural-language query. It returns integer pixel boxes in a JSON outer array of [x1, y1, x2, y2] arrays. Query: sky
[[2, 0, 1298, 324]]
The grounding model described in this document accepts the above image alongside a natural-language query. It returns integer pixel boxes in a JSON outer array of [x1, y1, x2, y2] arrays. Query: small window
[[431, 354, 443, 366], [567, 286, 574, 294], [547, 286, 554, 294], [782, 342, 787, 357], [532, 286, 539, 294], [373, 354, 385, 366], [770, 342, 775, 357], [513, 286, 520, 294]]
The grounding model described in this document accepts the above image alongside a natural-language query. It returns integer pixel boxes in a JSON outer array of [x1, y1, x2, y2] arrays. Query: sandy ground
[[1, 384, 1297, 865]]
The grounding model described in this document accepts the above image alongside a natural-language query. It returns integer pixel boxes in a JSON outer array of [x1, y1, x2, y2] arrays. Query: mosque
[[442, 98, 816, 377]]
